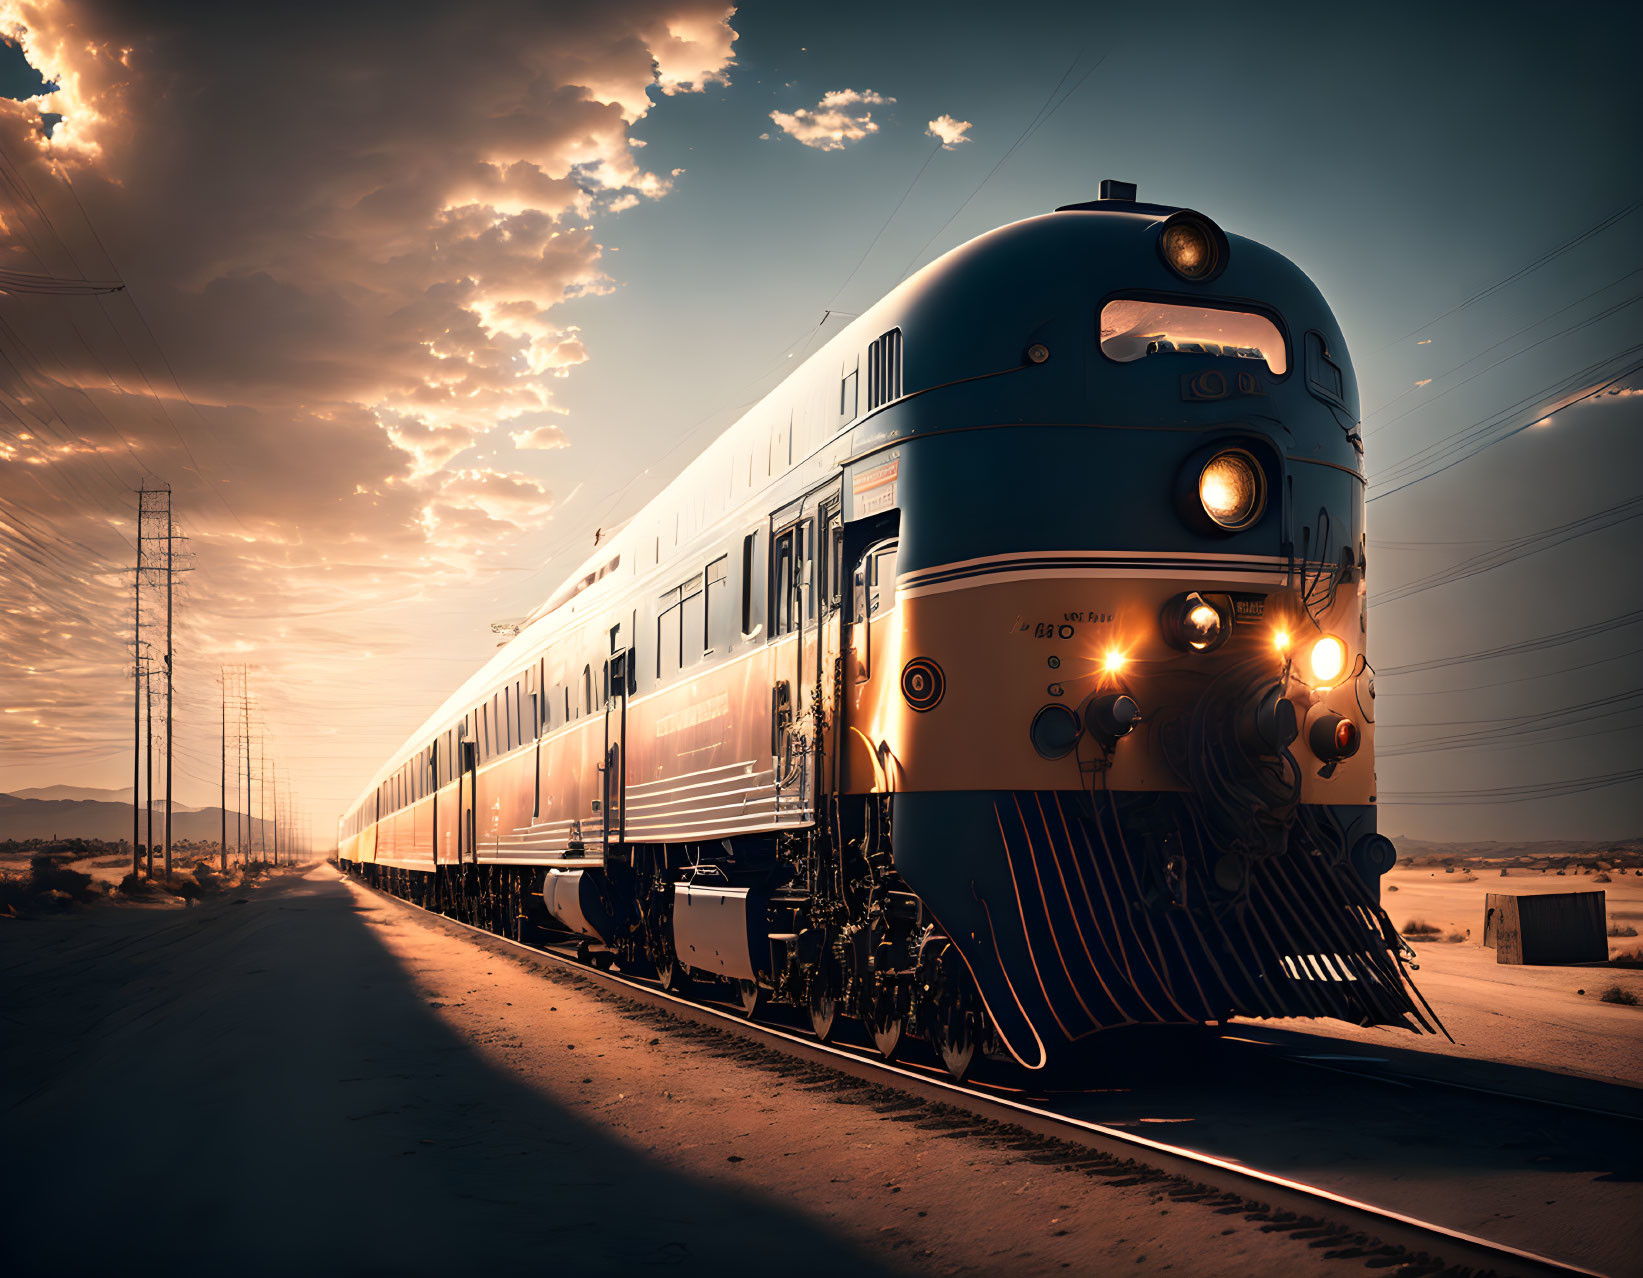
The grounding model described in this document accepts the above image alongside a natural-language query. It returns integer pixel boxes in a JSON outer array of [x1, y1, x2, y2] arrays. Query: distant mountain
[[1388, 835, 1643, 862], [11, 785, 207, 812], [0, 793, 269, 844]]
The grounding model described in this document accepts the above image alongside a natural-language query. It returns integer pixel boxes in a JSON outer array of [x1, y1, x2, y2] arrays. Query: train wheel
[[930, 1011, 976, 1082], [924, 942, 980, 1083], [736, 979, 761, 1018], [868, 1012, 904, 1062], [808, 986, 838, 1042], [656, 957, 690, 993]]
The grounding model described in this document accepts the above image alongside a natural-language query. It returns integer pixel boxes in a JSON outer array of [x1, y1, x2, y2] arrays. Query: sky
[[0, 0, 1638, 845]]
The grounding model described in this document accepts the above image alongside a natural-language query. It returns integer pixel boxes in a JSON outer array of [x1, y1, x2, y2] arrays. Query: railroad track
[[349, 873, 1614, 1278]]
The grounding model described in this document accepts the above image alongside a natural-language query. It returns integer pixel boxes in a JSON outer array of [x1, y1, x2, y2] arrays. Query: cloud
[[926, 114, 972, 149], [0, 0, 738, 816], [511, 424, 571, 451], [768, 88, 893, 151]]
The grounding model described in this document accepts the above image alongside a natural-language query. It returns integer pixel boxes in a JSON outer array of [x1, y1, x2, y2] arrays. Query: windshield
[[1100, 298, 1288, 375]]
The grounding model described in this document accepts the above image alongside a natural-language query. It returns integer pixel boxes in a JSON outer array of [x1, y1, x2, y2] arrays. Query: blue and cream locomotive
[[340, 180, 1435, 1078]]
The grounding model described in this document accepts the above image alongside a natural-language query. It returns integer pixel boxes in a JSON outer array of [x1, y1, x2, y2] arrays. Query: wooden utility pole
[[254, 732, 264, 863], [243, 668, 251, 865], [234, 668, 244, 864], [164, 498, 174, 880], [144, 668, 154, 879], [219, 668, 228, 873], [269, 760, 278, 866], [131, 486, 142, 881]]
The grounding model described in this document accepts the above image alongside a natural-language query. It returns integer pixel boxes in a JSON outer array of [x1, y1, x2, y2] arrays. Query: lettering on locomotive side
[[1026, 611, 1115, 639], [655, 690, 731, 738], [852, 457, 900, 519]]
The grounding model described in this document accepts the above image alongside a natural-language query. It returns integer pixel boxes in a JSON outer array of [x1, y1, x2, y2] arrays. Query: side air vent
[[866, 328, 903, 411]]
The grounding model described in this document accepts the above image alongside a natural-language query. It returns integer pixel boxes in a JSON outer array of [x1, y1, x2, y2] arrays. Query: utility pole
[[132, 486, 142, 881], [243, 667, 252, 865], [164, 500, 174, 880], [234, 667, 244, 864], [145, 666, 154, 879], [269, 759, 278, 866], [254, 732, 264, 864], [134, 484, 172, 879], [219, 668, 228, 873]]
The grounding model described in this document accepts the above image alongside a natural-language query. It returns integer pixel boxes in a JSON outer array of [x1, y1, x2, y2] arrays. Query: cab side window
[[852, 539, 898, 681], [772, 519, 816, 636]]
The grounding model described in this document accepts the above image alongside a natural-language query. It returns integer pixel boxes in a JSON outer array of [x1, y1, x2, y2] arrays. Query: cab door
[[770, 480, 842, 820], [458, 735, 478, 864], [769, 510, 809, 819], [601, 627, 629, 856]]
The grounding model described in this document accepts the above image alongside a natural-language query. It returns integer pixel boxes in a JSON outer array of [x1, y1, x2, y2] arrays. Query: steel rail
[[350, 873, 1608, 1278]]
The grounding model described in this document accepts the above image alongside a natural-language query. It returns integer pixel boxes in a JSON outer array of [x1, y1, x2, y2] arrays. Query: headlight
[[1161, 591, 1227, 653], [1309, 635, 1347, 685], [1157, 212, 1226, 282], [1198, 449, 1265, 530]]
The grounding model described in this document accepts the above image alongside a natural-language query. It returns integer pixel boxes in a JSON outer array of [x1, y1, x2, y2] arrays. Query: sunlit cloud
[[0, 0, 740, 816], [768, 88, 894, 151], [511, 425, 571, 451], [925, 114, 972, 149]]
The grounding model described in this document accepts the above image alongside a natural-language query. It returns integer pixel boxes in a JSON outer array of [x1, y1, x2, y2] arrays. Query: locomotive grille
[[867, 328, 903, 411], [990, 791, 1440, 1036]]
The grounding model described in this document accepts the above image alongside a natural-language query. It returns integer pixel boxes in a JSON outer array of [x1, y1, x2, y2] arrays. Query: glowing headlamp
[[1198, 449, 1265, 530], [1161, 591, 1228, 653], [1157, 212, 1227, 282], [1308, 635, 1348, 686]]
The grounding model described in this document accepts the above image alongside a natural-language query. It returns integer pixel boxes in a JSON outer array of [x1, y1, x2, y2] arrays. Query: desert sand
[[1251, 863, 1643, 1088]]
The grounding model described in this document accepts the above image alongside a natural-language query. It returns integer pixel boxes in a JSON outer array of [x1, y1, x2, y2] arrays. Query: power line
[[1374, 198, 1642, 352], [1363, 267, 1643, 428], [1371, 496, 1643, 605], [0, 265, 124, 295], [1378, 766, 1643, 805], [823, 139, 943, 312], [1367, 352, 1643, 502], [1378, 712, 1643, 759], [1364, 288, 1643, 438], [1376, 608, 1643, 675], [1374, 644, 1640, 695], [895, 47, 1108, 284]]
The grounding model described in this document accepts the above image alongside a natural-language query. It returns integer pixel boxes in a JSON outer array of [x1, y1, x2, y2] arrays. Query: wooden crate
[[1482, 890, 1607, 965]]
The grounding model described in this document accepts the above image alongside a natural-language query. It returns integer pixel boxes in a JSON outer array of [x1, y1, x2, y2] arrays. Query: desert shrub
[[1594, 872, 1612, 883], [27, 855, 99, 901], [1401, 919, 1441, 937], [1612, 947, 1643, 969], [0, 855, 106, 916], [1609, 923, 1639, 938], [1599, 986, 1639, 1006], [1500, 868, 1509, 876], [1445, 931, 1467, 943]]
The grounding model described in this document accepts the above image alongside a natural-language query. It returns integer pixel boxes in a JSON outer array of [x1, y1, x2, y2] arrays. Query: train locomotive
[[340, 180, 1440, 1079]]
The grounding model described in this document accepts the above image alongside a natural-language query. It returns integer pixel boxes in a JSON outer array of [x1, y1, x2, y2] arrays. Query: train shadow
[[0, 866, 898, 1278]]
